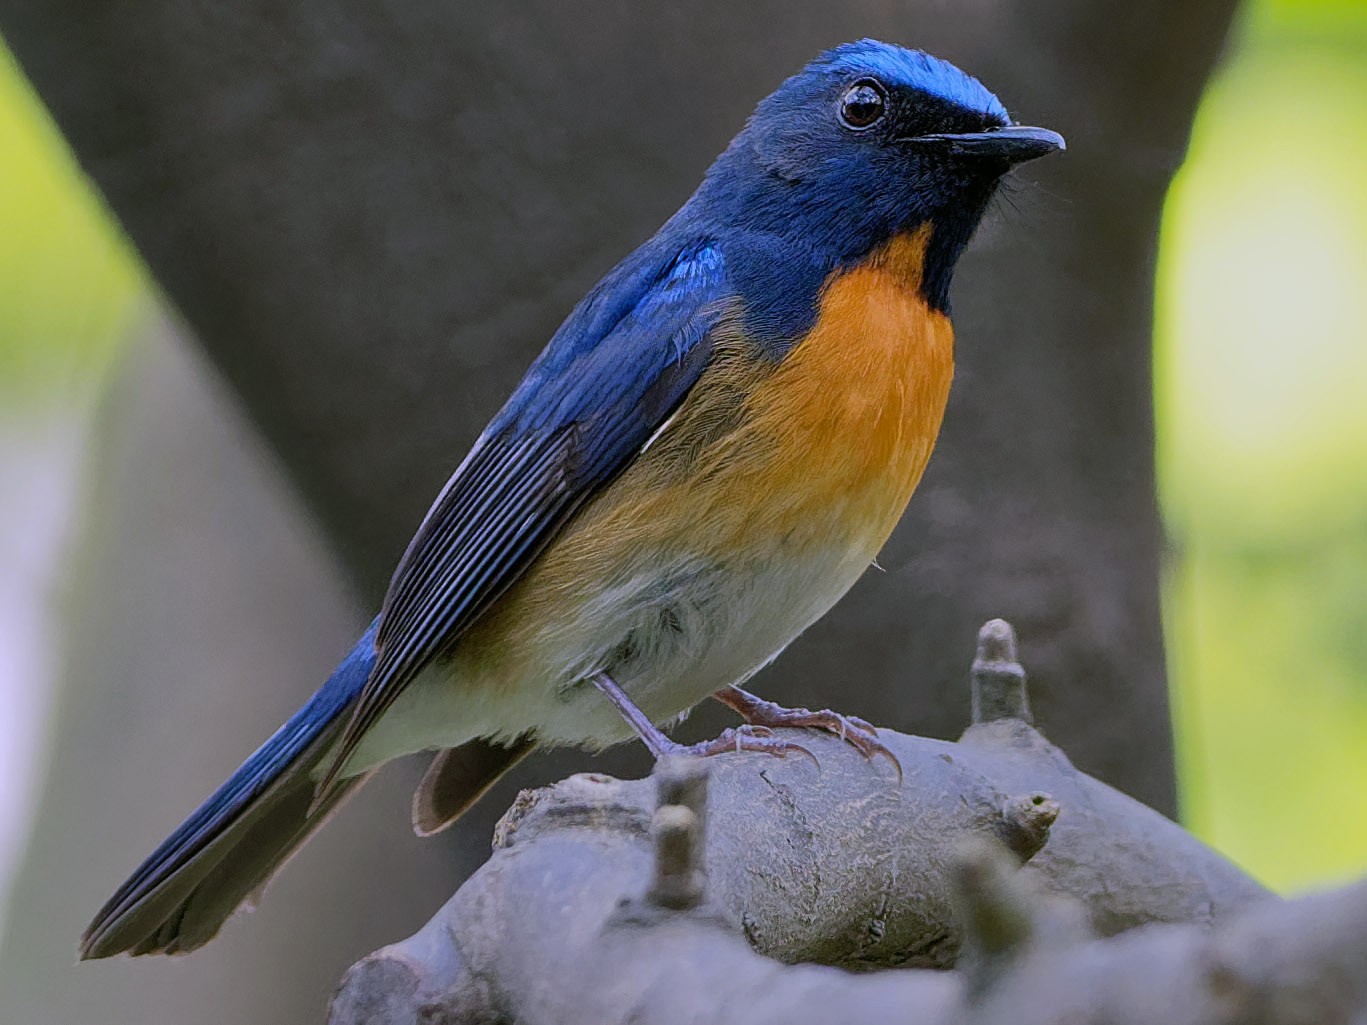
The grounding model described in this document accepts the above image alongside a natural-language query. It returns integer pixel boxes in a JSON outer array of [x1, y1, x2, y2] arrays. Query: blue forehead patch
[[810, 39, 1008, 121]]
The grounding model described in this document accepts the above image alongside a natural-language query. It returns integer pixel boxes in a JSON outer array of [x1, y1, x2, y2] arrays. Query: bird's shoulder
[[488, 231, 732, 437]]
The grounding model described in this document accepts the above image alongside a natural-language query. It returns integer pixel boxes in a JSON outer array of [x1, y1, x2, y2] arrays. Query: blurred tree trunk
[[0, 2, 1238, 1022]]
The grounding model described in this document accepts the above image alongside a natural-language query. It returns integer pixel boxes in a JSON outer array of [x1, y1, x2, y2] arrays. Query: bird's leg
[[713, 685, 901, 777], [589, 672, 814, 763]]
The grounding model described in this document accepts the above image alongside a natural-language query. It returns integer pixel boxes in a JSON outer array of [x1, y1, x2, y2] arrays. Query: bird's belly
[[374, 530, 874, 754], [496, 535, 880, 747], [349, 539, 868, 764]]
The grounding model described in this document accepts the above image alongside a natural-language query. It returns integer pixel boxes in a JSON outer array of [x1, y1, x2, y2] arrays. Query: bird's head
[[696, 39, 1064, 315]]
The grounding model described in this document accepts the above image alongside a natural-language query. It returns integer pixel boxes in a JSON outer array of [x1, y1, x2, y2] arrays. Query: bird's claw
[[657, 724, 819, 768], [790, 709, 902, 781], [718, 692, 902, 782]]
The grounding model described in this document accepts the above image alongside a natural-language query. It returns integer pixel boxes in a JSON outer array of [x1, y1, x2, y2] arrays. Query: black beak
[[910, 125, 1066, 165]]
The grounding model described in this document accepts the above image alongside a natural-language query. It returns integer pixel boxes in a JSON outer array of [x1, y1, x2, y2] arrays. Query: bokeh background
[[1156, 0, 1367, 888], [0, 0, 1363, 1022]]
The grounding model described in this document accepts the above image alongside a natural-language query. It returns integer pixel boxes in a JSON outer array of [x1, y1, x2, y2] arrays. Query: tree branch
[[330, 621, 1279, 1024]]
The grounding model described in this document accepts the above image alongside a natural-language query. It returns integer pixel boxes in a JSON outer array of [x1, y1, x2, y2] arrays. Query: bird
[[80, 38, 1063, 959]]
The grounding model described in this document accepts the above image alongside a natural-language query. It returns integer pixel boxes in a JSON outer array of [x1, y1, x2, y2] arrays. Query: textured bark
[[329, 625, 1294, 1025], [0, 1, 1241, 822], [332, 835, 1361, 1025]]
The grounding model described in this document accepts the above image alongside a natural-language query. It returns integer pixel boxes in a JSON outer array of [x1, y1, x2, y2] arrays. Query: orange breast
[[537, 223, 955, 573], [733, 225, 955, 551]]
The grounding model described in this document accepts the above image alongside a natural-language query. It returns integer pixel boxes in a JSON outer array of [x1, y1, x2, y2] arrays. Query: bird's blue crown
[[806, 39, 1008, 121]]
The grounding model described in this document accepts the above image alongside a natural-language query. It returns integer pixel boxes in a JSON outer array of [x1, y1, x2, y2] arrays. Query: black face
[[837, 77, 1007, 140], [735, 59, 1029, 244]]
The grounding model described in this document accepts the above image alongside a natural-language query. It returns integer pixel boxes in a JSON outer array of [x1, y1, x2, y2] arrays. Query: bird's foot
[[588, 671, 814, 766], [713, 686, 902, 779], [651, 723, 817, 766]]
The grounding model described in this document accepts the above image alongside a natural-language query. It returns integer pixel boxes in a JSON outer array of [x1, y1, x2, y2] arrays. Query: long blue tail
[[80, 621, 378, 958]]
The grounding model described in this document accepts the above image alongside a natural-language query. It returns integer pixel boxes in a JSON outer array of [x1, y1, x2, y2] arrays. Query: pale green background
[[1157, 0, 1367, 889]]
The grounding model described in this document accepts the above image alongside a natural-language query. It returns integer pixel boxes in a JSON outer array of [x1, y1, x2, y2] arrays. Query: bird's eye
[[839, 80, 887, 130]]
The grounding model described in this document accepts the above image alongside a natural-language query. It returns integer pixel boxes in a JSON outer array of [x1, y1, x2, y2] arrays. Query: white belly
[[345, 539, 874, 771]]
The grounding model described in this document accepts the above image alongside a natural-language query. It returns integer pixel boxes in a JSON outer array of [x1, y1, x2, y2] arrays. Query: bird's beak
[[910, 125, 1066, 165]]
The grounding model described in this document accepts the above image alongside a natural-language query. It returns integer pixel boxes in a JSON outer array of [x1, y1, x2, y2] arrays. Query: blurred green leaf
[[0, 43, 145, 411], [1158, 0, 1367, 890]]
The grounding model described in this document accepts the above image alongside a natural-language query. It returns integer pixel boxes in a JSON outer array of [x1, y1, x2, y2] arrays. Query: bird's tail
[[79, 621, 379, 959]]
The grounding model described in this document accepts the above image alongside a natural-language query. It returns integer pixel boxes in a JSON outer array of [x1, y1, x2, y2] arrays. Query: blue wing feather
[[317, 238, 729, 788]]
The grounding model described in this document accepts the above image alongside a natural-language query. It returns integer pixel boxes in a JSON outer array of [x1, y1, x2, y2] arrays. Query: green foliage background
[[0, 48, 138, 414], [1, 0, 1363, 892], [1157, 0, 1367, 889]]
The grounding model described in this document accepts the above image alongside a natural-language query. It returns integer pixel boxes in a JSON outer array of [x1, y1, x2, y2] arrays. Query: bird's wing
[[316, 240, 728, 795]]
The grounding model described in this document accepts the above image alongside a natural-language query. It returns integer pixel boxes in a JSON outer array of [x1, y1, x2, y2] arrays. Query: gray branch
[[329, 622, 1306, 1025]]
